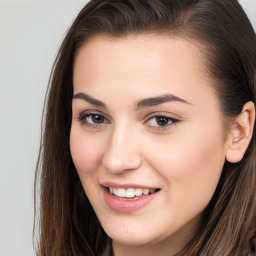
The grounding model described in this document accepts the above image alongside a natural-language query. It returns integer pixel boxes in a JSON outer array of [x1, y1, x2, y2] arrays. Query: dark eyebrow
[[135, 93, 190, 111], [73, 93, 106, 108], [73, 92, 190, 110]]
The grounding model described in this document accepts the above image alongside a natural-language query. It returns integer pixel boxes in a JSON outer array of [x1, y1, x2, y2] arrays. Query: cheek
[[146, 122, 226, 209], [163, 134, 225, 180], [69, 126, 103, 175]]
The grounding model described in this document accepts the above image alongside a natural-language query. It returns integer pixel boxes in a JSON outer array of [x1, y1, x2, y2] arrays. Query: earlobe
[[226, 101, 255, 163]]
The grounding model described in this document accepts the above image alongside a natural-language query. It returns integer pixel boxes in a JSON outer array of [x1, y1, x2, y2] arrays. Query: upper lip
[[100, 181, 159, 189]]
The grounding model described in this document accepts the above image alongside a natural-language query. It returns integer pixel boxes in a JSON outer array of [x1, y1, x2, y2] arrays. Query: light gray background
[[0, 1, 255, 255]]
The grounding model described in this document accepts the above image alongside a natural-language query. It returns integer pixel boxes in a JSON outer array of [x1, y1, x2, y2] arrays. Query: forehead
[[73, 35, 214, 105]]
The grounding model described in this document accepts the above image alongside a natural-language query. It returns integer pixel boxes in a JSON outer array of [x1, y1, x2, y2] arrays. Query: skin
[[70, 35, 239, 256]]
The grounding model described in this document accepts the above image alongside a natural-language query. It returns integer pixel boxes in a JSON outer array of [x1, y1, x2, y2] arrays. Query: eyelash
[[145, 114, 179, 131], [78, 112, 110, 128], [77, 112, 179, 131]]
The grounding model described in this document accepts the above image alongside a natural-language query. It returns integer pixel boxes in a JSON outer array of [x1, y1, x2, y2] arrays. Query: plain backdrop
[[0, 1, 255, 255]]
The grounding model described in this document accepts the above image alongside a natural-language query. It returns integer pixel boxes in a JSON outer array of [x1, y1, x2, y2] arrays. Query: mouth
[[101, 184, 160, 212], [108, 187, 160, 200]]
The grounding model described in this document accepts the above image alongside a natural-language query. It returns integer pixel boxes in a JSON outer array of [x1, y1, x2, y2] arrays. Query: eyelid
[[146, 110, 182, 119], [78, 110, 111, 120], [145, 111, 181, 122], [144, 112, 180, 131], [77, 110, 111, 126]]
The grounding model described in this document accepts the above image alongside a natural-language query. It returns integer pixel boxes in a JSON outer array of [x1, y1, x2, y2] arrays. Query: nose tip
[[102, 151, 142, 174], [101, 135, 142, 174]]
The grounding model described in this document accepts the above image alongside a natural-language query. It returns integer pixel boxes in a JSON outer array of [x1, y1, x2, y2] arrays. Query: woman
[[35, 0, 256, 255]]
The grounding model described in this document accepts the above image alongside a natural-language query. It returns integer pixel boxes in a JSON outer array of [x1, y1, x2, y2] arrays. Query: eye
[[78, 112, 110, 127], [87, 114, 105, 124], [145, 115, 179, 130]]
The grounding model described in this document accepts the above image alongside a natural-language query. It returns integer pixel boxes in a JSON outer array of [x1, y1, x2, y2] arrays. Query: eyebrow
[[73, 93, 106, 108], [135, 93, 190, 111], [73, 92, 190, 110]]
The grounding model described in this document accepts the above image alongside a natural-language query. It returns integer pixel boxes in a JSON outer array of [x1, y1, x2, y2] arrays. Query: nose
[[101, 124, 143, 174]]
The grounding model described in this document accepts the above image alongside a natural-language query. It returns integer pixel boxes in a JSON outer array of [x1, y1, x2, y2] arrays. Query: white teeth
[[114, 188, 126, 197], [142, 188, 149, 195], [109, 187, 157, 198], [126, 188, 135, 198], [135, 188, 142, 196]]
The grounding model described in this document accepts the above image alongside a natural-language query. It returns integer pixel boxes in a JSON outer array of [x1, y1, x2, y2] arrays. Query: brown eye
[[91, 114, 105, 123], [146, 115, 179, 130], [78, 113, 110, 126], [155, 116, 169, 126]]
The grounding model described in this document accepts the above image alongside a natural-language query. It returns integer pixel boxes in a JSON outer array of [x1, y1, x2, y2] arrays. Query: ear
[[226, 101, 255, 163]]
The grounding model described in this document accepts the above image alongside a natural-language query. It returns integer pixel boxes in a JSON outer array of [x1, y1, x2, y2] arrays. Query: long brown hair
[[34, 0, 256, 255]]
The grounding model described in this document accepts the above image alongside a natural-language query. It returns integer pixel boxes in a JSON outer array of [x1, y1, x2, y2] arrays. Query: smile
[[102, 185, 160, 213], [108, 187, 158, 199]]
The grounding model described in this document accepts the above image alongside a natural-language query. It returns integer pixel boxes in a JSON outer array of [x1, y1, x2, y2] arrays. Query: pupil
[[156, 117, 168, 126], [92, 115, 104, 123]]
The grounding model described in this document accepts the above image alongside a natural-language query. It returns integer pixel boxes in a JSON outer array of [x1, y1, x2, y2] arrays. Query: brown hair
[[34, 0, 256, 255]]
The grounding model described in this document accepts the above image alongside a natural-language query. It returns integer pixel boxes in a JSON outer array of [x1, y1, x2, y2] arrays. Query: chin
[[108, 231, 159, 246], [99, 216, 172, 247]]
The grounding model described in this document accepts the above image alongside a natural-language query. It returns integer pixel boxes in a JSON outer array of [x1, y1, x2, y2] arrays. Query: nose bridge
[[102, 120, 142, 173]]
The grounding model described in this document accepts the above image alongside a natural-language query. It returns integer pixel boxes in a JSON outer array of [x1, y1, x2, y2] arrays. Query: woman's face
[[70, 35, 229, 253]]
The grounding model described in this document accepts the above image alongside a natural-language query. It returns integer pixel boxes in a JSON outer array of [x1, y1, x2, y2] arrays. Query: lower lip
[[102, 187, 158, 213]]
